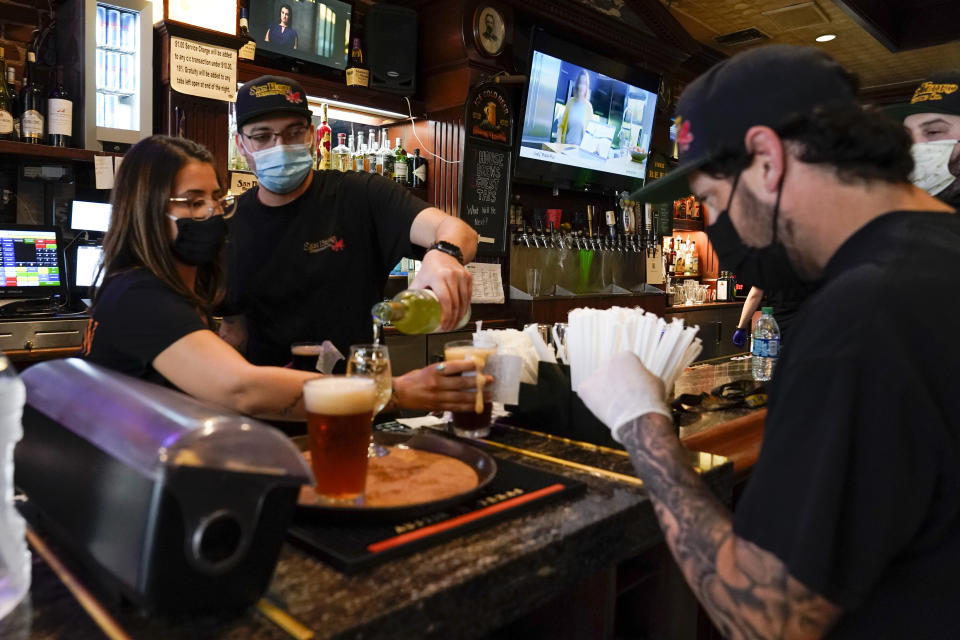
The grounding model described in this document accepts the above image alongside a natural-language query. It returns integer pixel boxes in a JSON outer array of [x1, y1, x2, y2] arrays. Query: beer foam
[[291, 344, 323, 356], [304, 377, 376, 415]]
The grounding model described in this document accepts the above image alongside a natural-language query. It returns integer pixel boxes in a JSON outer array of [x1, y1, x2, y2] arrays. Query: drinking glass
[[526, 268, 542, 297], [346, 344, 392, 457], [303, 376, 376, 505], [290, 342, 323, 371], [443, 338, 497, 438]]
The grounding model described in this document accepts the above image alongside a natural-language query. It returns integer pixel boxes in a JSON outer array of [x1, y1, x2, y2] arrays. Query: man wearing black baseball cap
[[221, 75, 483, 410], [888, 71, 960, 208], [579, 45, 960, 637]]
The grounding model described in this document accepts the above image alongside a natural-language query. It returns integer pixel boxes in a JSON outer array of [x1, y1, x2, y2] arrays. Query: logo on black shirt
[[304, 236, 344, 254]]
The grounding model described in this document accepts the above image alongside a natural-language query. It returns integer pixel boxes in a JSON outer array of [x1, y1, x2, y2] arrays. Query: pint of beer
[[303, 376, 376, 504], [443, 339, 497, 438]]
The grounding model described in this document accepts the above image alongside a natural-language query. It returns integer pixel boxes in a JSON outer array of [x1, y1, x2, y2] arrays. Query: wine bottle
[[410, 148, 426, 188], [331, 132, 350, 172], [47, 65, 72, 148], [0, 48, 14, 141], [372, 289, 471, 335], [345, 37, 368, 87], [20, 52, 44, 145], [5, 62, 19, 142], [392, 137, 408, 185], [316, 103, 332, 170]]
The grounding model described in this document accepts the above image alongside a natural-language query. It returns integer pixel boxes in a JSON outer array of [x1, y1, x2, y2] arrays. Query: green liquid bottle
[[372, 289, 471, 334]]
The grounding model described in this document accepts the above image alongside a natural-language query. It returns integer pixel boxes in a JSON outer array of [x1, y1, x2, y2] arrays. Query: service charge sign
[[170, 36, 237, 102]]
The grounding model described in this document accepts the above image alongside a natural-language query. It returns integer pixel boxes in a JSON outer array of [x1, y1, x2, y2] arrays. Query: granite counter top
[[2, 428, 733, 640]]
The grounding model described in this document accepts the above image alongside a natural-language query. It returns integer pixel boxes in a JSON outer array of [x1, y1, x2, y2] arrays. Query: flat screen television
[[248, 0, 351, 71], [515, 30, 661, 192], [0, 225, 67, 300]]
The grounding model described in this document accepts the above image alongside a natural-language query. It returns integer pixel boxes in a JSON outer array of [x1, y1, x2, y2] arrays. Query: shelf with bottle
[[237, 62, 425, 125], [0, 139, 120, 163], [672, 194, 705, 231]]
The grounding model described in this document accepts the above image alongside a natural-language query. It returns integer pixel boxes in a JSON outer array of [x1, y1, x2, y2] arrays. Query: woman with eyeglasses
[[81, 135, 321, 420]]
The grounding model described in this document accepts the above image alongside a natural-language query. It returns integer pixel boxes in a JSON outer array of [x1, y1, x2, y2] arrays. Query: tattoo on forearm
[[281, 392, 303, 416], [620, 417, 839, 639]]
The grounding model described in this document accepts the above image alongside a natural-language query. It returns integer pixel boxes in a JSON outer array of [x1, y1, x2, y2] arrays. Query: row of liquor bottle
[[314, 105, 426, 186], [663, 235, 699, 277], [0, 49, 72, 147]]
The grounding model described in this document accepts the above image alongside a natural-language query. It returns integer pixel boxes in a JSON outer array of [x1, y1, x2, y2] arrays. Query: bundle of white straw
[[567, 306, 702, 393]]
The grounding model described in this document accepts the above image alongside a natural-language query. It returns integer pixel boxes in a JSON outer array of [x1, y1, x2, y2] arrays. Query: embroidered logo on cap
[[910, 82, 959, 104], [250, 81, 296, 99], [286, 90, 302, 104], [676, 117, 694, 154]]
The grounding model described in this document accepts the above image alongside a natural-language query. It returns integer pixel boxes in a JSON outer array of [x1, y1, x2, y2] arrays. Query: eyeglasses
[[240, 124, 310, 151], [167, 194, 237, 221]]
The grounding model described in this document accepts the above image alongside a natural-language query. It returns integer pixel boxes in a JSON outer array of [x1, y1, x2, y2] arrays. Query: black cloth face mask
[[170, 216, 228, 266], [705, 171, 808, 292]]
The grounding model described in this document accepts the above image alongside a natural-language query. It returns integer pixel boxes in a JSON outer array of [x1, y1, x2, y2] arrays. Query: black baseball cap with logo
[[631, 45, 859, 204], [885, 71, 960, 121], [235, 75, 312, 129]]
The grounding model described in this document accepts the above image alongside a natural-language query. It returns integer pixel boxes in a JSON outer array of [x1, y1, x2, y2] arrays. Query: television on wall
[[248, 0, 351, 70], [515, 29, 661, 192]]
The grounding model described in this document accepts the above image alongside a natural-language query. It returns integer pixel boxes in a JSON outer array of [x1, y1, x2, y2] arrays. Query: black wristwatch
[[427, 241, 464, 265]]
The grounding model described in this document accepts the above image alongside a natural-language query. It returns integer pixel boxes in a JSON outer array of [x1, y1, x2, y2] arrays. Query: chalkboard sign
[[460, 141, 511, 254]]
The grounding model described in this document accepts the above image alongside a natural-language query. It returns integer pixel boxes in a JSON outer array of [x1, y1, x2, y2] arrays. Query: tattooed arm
[[620, 413, 841, 640]]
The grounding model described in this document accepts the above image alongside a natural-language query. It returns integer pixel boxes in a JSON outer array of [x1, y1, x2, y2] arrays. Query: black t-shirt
[[761, 284, 815, 346], [81, 269, 209, 386], [226, 170, 426, 367], [733, 212, 960, 637]]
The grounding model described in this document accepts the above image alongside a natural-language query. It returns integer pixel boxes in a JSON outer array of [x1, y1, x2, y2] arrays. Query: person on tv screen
[[265, 3, 298, 51], [558, 70, 594, 146]]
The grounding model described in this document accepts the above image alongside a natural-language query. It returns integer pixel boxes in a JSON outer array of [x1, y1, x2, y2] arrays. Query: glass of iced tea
[[443, 338, 497, 438], [303, 376, 376, 505]]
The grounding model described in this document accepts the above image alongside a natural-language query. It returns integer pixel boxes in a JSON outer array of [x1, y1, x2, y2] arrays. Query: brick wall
[[0, 0, 53, 83]]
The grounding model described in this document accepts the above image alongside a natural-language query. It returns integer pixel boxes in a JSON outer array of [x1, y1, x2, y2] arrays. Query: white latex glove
[[576, 352, 672, 443]]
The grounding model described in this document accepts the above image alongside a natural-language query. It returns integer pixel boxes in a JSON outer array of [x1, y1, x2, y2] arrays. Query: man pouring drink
[[221, 74, 489, 413]]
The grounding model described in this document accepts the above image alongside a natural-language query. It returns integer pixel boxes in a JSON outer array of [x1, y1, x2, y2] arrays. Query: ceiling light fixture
[[815, 34, 837, 42]]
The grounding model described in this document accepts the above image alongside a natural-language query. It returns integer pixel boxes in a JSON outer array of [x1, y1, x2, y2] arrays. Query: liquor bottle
[[377, 128, 394, 177], [410, 148, 426, 188], [345, 37, 369, 88], [366, 129, 378, 174], [238, 7, 256, 60], [0, 49, 14, 141], [47, 65, 72, 148], [20, 52, 44, 145], [346, 133, 356, 171], [332, 132, 350, 172], [372, 289, 471, 335], [354, 130, 366, 172], [316, 103, 332, 170], [393, 137, 408, 184]]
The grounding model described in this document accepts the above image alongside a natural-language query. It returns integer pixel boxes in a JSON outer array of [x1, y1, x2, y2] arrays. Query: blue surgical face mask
[[246, 143, 313, 194]]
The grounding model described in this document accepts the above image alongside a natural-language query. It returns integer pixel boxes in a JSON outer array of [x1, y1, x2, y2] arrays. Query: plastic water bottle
[[0, 352, 29, 621], [751, 306, 780, 382]]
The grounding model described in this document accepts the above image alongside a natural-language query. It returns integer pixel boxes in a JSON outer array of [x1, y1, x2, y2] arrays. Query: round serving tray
[[292, 430, 498, 523]]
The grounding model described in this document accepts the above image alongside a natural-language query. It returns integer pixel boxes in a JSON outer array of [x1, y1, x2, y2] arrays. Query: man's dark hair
[[701, 105, 914, 184]]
